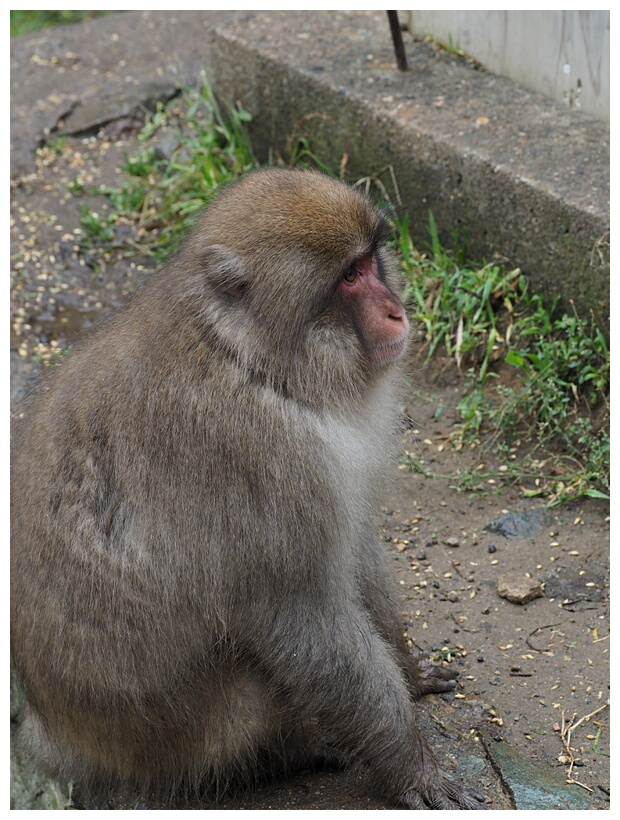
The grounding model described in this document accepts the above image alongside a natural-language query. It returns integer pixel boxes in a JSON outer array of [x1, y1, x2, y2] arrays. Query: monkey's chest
[[317, 415, 382, 510]]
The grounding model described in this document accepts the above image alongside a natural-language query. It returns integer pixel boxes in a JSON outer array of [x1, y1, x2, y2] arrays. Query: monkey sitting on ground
[[11, 168, 483, 809]]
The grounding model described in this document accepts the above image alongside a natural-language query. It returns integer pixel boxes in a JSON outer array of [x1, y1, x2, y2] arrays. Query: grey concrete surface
[[10, 10, 609, 324], [406, 11, 610, 122], [10, 11, 235, 176]]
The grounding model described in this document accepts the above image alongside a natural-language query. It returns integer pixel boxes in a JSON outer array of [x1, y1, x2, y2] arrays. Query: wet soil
[[10, 131, 610, 810]]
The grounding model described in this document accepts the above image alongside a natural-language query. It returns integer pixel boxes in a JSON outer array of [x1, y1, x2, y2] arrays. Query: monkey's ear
[[201, 244, 250, 302]]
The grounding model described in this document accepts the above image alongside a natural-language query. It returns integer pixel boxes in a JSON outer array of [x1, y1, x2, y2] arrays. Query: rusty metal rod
[[387, 11, 408, 71]]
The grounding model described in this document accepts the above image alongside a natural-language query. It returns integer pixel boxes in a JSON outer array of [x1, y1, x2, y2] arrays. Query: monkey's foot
[[410, 659, 458, 697], [402, 774, 486, 810]]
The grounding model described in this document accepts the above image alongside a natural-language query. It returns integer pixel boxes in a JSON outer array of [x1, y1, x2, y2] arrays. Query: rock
[[480, 731, 591, 809], [10, 723, 72, 810], [497, 574, 544, 604], [484, 508, 553, 540], [64, 80, 180, 134]]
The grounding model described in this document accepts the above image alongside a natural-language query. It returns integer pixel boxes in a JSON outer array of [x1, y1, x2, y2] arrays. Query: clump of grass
[[397, 211, 525, 382], [77, 81, 256, 260], [396, 213, 610, 503], [10, 11, 115, 37]]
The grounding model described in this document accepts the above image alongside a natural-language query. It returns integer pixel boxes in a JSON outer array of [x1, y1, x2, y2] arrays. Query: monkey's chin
[[369, 335, 408, 367]]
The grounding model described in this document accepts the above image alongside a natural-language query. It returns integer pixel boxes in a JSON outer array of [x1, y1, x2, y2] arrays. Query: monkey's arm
[[358, 539, 458, 698], [243, 601, 482, 810]]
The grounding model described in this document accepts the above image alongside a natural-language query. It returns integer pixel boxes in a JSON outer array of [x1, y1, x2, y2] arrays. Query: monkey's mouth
[[369, 332, 409, 365]]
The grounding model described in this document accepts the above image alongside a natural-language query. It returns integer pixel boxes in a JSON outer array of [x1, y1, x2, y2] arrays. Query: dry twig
[[557, 700, 610, 791]]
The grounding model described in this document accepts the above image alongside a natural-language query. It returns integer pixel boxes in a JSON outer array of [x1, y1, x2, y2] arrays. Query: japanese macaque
[[11, 168, 482, 809]]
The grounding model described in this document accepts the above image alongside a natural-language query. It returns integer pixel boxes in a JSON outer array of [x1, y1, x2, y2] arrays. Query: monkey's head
[[182, 168, 409, 403]]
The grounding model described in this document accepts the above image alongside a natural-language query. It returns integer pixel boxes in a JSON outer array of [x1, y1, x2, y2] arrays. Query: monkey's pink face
[[339, 252, 410, 367]]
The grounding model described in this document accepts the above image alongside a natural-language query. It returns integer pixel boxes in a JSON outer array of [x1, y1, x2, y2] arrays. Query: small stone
[[497, 574, 545, 604], [444, 536, 460, 548], [447, 591, 459, 602]]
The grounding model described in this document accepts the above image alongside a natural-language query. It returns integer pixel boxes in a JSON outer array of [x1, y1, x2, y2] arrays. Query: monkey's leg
[[17, 705, 81, 785], [247, 605, 482, 809], [359, 539, 458, 698], [272, 716, 346, 776]]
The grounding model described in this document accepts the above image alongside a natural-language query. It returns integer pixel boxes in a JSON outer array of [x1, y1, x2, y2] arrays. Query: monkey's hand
[[407, 658, 459, 698], [401, 751, 486, 810], [402, 774, 486, 810]]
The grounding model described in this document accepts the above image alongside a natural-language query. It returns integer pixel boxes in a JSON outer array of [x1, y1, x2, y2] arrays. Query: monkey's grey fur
[[11, 169, 481, 809]]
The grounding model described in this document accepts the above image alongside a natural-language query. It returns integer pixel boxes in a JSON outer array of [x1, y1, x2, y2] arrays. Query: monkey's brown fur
[[11, 169, 480, 809]]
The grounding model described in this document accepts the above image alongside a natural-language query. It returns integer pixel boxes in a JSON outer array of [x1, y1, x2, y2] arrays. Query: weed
[[446, 34, 464, 57], [285, 136, 335, 176], [399, 450, 432, 478], [77, 80, 256, 261], [46, 136, 68, 155], [397, 216, 609, 502], [422, 32, 466, 59], [67, 179, 85, 196], [78, 208, 115, 244], [397, 212, 524, 381], [10, 11, 115, 37]]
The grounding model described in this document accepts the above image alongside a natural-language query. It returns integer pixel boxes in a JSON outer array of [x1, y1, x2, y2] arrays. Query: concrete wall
[[208, 11, 609, 326], [407, 11, 609, 122]]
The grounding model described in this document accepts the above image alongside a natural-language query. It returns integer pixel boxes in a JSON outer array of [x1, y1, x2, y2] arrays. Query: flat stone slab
[[10, 11, 236, 178], [482, 732, 592, 810]]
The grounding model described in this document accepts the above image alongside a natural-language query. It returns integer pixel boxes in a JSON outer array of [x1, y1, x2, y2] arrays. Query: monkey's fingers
[[403, 776, 486, 810], [430, 774, 486, 809], [412, 659, 459, 697]]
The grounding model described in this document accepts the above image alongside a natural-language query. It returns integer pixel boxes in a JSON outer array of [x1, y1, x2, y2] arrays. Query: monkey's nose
[[388, 311, 409, 332]]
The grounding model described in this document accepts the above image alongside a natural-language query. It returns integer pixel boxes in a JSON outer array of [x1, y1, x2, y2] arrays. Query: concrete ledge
[[10, 10, 609, 324], [208, 11, 609, 325]]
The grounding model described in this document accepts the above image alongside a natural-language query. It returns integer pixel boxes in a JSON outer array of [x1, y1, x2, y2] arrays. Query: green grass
[[396, 214, 610, 503], [10, 11, 115, 37], [76, 82, 256, 261], [397, 211, 524, 383]]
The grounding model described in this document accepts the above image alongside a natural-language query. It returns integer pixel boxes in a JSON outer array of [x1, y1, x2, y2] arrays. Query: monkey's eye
[[343, 267, 359, 284]]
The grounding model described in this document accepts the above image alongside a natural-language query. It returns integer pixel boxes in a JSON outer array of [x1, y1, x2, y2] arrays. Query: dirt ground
[[10, 132, 610, 810], [385, 369, 610, 807]]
